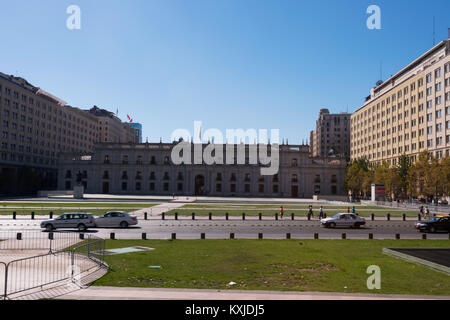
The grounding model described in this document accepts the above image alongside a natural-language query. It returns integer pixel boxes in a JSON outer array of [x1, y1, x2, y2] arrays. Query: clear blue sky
[[1, 0, 449, 143]]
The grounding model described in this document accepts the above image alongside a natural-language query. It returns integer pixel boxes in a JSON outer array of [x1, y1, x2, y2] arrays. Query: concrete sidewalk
[[58, 286, 450, 300], [131, 202, 186, 218]]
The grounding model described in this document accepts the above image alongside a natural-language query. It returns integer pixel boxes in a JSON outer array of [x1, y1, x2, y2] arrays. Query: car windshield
[[428, 217, 439, 222], [332, 214, 342, 219]]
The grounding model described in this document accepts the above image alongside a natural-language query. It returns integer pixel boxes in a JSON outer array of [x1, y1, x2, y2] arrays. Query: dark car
[[415, 216, 450, 233]]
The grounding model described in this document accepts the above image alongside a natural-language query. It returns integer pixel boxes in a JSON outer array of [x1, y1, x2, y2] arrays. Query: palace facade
[[57, 142, 347, 198]]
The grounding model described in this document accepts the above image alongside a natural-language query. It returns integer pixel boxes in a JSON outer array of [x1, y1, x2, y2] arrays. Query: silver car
[[320, 213, 366, 228], [41, 213, 96, 231], [95, 211, 138, 228]]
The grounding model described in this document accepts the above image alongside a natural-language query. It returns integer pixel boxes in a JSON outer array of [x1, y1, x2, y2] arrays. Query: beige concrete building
[[0, 72, 138, 194], [310, 108, 350, 160], [87, 106, 137, 144], [351, 40, 450, 165]]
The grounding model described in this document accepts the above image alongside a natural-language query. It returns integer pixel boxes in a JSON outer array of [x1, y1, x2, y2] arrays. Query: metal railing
[[0, 230, 83, 251], [375, 201, 450, 214], [0, 231, 106, 300]]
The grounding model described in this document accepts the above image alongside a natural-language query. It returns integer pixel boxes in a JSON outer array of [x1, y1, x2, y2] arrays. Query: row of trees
[[345, 151, 450, 201]]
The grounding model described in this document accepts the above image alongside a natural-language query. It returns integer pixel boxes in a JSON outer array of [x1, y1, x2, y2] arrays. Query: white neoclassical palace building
[[57, 142, 347, 198]]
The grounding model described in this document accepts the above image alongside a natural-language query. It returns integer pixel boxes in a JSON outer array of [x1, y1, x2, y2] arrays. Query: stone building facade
[[58, 142, 347, 198], [0, 72, 138, 194], [310, 108, 351, 160], [351, 40, 450, 165]]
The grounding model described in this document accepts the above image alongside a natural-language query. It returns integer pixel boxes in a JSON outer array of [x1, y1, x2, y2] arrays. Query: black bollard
[[201, 233, 205, 239], [422, 233, 427, 240], [396, 233, 400, 240], [171, 233, 176, 240], [307, 213, 311, 221], [342, 233, 346, 239], [291, 213, 295, 220], [259, 213, 262, 220], [230, 233, 235, 239], [258, 233, 263, 239], [286, 233, 291, 239], [144, 212, 148, 220], [209, 212, 212, 220], [12, 212, 16, 220], [225, 212, 229, 220], [387, 213, 391, 221], [79, 233, 85, 240], [192, 212, 195, 220], [369, 233, 373, 240], [275, 213, 278, 220], [162, 212, 165, 220], [31, 211, 35, 220], [142, 233, 147, 240], [402, 214, 406, 221], [110, 233, 115, 240], [418, 214, 421, 221], [242, 213, 245, 220], [314, 233, 319, 239], [174, 212, 178, 220], [17, 232, 22, 240], [49, 211, 53, 219], [371, 213, 375, 221], [48, 232, 54, 240]]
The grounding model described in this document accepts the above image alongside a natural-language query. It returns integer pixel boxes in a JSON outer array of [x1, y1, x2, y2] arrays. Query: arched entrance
[[195, 175, 205, 195]]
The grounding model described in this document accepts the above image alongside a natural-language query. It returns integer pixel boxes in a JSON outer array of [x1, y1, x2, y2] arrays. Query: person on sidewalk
[[425, 206, 430, 219], [352, 206, 356, 214], [280, 206, 284, 219], [308, 205, 313, 218], [319, 206, 324, 219]]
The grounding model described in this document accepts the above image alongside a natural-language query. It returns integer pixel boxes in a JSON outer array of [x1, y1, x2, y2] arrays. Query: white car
[[94, 211, 138, 228], [320, 213, 366, 228]]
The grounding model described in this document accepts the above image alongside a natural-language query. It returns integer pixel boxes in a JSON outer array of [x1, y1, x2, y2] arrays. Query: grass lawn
[[93, 239, 450, 296], [0, 202, 159, 208], [0, 209, 134, 216], [0, 202, 158, 215], [165, 209, 419, 217], [182, 204, 385, 209]]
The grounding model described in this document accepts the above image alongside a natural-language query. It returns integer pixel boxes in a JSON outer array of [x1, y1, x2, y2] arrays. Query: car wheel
[[45, 224, 54, 231], [429, 226, 436, 233], [120, 221, 129, 228], [78, 224, 87, 231], [330, 222, 336, 228]]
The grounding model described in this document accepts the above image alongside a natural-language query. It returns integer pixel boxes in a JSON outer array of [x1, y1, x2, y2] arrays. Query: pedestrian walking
[[280, 206, 284, 219], [425, 206, 430, 219], [319, 206, 324, 219], [308, 205, 313, 218], [352, 206, 356, 214], [420, 206, 424, 218], [347, 207, 350, 213]]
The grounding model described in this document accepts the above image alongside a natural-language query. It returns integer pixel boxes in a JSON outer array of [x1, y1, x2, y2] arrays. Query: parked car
[[320, 213, 366, 228], [415, 216, 450, 233], [94, 211, 138, 228], [41, 213, 96, 231]]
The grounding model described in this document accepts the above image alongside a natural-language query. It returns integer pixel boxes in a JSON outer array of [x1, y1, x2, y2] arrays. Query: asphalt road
[[1, 218, 449, 239]]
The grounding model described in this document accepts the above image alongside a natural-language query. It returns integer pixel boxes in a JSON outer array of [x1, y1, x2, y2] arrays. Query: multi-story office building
[[0, 73, 137, 194], [351, 40, 450, 165], [88, 106, 137, 144], [58, 142, 347, 198], [310, 109, 351, 160], [129, 122, 143, 143]]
